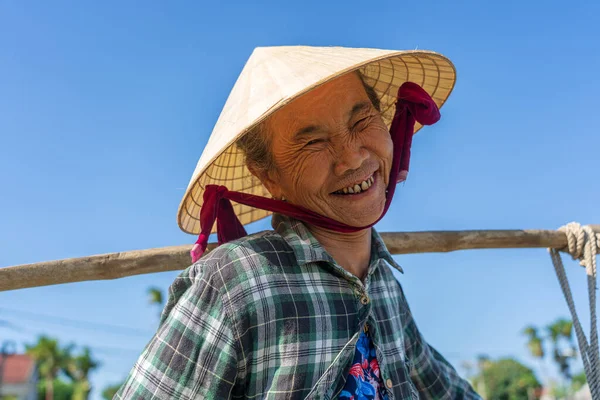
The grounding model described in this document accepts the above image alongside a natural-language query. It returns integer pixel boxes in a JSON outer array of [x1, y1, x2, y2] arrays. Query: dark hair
[[236, 71, 380, 175]]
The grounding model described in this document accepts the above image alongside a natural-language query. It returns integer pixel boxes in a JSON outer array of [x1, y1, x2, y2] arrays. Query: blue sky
[[1, 0, 599, 398]]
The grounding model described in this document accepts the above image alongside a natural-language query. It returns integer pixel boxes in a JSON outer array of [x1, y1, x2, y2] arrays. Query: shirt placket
[[315, 260, 373, 399], [363, 264, 395, 400], [365, 260, 410, 400], [366, 261, 415, 400], [330, 258, 400, 399], [369, 323, 398, 400]]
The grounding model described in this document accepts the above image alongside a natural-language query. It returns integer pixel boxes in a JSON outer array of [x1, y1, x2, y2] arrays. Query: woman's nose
[[333, 141, 369, 176]]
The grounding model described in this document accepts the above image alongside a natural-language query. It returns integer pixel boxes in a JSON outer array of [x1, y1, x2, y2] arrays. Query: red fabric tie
[[191, 82, 440, 262]]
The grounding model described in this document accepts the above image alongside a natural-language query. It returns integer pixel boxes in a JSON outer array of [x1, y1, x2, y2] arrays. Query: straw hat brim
[[178, 48, 456, 235]]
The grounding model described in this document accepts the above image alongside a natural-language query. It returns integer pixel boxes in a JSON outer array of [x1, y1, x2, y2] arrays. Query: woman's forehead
[[269, 72, 371, 129]]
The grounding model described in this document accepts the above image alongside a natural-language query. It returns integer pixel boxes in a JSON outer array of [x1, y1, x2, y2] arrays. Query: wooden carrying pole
[[1, 225, 599, 292]]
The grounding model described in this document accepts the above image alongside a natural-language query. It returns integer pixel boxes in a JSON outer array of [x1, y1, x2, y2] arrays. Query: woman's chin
[[324, 184, 387, 227], [330, 206, 385, 228], [346, 215, 381, 228], [342, 201, 386, 227], [299, 195, 385, 229]]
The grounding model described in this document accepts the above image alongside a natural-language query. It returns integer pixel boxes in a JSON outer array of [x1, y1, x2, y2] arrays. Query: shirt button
[[386, 378, 393, 388], [360, 295, 370, 305]]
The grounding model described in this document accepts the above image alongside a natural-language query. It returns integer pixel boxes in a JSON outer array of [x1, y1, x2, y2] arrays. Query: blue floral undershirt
[[339, 324, 390, 400]]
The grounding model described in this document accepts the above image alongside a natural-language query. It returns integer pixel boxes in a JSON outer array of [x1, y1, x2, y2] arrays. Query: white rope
[[549, 222, 600, 399]]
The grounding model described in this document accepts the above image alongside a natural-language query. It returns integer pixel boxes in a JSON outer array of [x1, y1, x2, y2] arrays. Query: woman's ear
[[247, 164, 283, 199]]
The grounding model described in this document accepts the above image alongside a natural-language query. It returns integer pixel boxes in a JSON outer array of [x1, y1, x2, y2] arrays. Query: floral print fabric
[[339, 326, 389, 400]]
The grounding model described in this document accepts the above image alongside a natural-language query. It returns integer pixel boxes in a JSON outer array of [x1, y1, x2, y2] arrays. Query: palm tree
[[547, 323, 561, 346], [522, 325, 549, 386], [547, 319, 576, 382], [555, 319, 573, 339], [65, 347, 100, 400], [554, 318, 575, 356], [25, 336, 72, 400], [148, 287, 165, 318], [523, 325, 545, 359], [148, 287, 163, 306], [523, 319, 579, 394]]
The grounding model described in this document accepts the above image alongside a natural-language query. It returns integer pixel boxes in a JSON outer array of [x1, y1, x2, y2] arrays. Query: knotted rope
[[549, 222, 600, 398]]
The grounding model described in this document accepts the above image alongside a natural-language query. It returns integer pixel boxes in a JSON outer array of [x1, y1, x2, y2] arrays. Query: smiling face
[[255, 72, 393, 228]]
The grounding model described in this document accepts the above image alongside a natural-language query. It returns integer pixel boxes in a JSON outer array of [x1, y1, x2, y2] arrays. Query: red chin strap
[[190, 81, 441, 263]]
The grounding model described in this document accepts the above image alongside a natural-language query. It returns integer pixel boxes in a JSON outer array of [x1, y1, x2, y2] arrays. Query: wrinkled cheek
[[275, 154, 305, 189], [287, 155, 325, 189], [380, 138, 394, 185], [291, 176, 331, 214], [279, 164, 315, 205]]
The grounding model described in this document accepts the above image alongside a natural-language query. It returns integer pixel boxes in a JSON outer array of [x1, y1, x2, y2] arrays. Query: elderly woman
[[116, 46, 481, 399]]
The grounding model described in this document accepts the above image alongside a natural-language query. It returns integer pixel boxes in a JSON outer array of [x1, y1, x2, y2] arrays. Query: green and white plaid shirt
[[116, 214, 480, 399]]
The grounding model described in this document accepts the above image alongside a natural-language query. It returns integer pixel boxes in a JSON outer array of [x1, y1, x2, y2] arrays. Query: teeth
[[335, 175, 375, 195]]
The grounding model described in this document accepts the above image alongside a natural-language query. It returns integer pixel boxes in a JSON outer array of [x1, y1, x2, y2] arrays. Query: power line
[[0, 319, 24, 333], [92, 345, 144, 357], [0, 307, 154, 337], [0, 321, 144, 361], [0, 309, 522, 365]]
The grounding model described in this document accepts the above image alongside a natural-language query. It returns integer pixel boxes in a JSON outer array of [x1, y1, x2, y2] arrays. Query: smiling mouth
[[332, 174, 375, 195]]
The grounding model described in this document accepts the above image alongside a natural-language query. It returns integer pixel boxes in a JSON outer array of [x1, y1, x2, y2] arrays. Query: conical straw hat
[[178, 46, 456, 234]]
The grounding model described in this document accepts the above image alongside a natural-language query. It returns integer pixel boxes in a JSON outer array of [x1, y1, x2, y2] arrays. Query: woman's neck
[[307, 225, 372, 281]]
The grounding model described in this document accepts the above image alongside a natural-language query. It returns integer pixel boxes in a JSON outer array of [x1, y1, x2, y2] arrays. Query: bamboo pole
[[1, 226, 599, 292]]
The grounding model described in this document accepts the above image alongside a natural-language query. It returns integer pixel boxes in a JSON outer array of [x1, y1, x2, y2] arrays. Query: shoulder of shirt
[[164, 230, 293, 318], [202, 229, 291, 262], [186, 229, 295, 286]]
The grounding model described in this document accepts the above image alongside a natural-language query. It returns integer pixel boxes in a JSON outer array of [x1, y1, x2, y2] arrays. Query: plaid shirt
[[116, 215, 480, 399]]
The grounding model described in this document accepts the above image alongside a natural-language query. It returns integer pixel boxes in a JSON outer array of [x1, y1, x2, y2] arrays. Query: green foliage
[[527, 338, 544, 358], [147, 287, 164, 306], [65, 347, 101, 400], [571, 370, 587, 392], [25, 336, 72, 381], [26, 336, 74, 400], [36, 379, 74, 400], [473, 358, 541, 400], [546, 323, 562, 343], [522, 325, 545, 359], [522, 318, 578, 383], [68, 347, 100, 379], [26, 336, 100, 400], [546, 318, 576, 381], [552, 319, 573, 341], [148, 287, 166, 319], [522, 326, 537, 337], [102, 382, 124, 400]]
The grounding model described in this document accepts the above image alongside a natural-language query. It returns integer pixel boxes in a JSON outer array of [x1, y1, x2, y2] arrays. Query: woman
[[116, 46, 481, 399]]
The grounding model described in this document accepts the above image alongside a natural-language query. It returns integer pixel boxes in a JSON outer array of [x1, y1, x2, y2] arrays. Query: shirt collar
[[272, 213, 335, 266], [370, 228, 404, 274], [271, 214, 403, 274]]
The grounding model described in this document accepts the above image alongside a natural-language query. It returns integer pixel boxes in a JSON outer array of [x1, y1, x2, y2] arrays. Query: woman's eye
[[305, 139, 324, 146], [353, 117, 370, 130]]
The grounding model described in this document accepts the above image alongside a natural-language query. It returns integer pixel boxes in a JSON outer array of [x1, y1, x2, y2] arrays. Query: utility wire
[[0, 320, 145, 360], [0, 307, 154, 337]]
